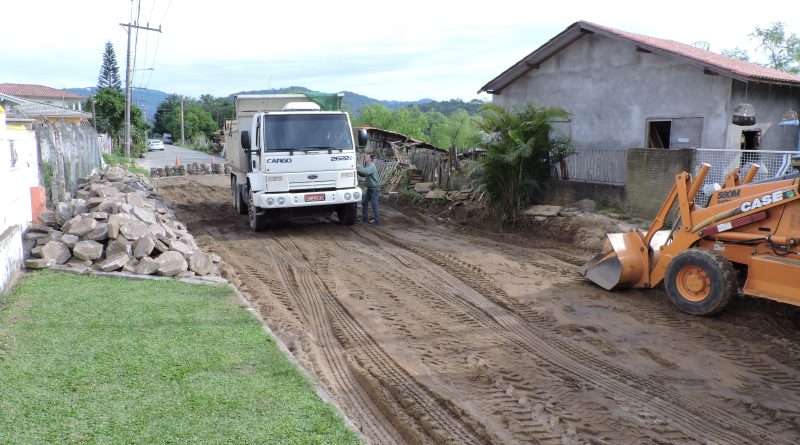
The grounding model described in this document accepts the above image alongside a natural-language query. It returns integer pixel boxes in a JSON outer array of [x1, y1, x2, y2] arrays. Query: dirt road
[[157, 175, 800, 444]]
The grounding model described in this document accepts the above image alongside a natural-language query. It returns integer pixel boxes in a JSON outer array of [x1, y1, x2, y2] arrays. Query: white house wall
[[0, 116, 39, 294], [493, 34, 733, 149]]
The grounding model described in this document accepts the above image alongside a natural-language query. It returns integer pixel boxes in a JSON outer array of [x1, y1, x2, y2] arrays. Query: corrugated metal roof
[[0, 92, 91, 119], [0, 83, 86, 100], [479, 21, 800, 94]]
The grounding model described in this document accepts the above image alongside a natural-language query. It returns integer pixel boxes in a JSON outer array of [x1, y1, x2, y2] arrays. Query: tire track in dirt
[[357, 225, 795, 444]]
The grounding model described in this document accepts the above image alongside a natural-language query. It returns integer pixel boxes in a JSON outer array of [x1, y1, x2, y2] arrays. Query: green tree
[[97, 41, 122, 90], [476, 103, 572, 228], [722, 22, 800, 73], [751, 22, 800, 74], [356, 104, 393, 129], [86, 87, 147, 153], [430, 109, 480, 152]]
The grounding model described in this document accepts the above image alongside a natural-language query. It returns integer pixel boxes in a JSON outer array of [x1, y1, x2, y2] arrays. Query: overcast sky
[[1, 1, 798, 101]]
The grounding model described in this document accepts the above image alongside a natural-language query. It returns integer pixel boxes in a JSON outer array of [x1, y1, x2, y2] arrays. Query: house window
[[647, 121, 671, 148], [646, 117, 703, 149]]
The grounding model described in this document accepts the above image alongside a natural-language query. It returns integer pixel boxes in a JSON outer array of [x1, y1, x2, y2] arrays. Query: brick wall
[[542, 180, 626, 208], [624, 148, 695, 219]]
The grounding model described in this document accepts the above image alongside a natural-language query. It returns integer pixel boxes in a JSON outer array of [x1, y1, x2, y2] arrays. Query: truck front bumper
[[252, 188, 362, 209]]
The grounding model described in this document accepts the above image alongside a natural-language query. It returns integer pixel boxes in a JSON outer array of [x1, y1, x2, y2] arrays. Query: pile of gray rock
[[150, 162, 228, 177], [23, 166, 222, 281]]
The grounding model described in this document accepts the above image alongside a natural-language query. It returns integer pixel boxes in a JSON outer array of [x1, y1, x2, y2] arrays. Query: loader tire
[[664, 248, 737, 316]]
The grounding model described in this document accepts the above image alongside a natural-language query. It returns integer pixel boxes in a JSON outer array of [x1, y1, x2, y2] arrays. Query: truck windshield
[[264, 114, 353, 151]]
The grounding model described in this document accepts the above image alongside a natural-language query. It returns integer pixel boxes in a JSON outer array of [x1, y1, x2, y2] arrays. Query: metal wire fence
[[693, 148, 797, 207]]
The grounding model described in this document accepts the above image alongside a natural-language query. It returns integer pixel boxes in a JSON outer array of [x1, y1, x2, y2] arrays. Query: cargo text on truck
[[224, 94, 368, 230]]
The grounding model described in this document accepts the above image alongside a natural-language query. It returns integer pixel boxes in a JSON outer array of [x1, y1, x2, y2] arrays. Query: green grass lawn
[[0, 271, 359, 444]]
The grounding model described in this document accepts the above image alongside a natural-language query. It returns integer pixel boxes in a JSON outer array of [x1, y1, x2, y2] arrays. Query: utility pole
[[120, 16, 161, 158], [91, 97, 97, 132], [180, 98, 185, 146]]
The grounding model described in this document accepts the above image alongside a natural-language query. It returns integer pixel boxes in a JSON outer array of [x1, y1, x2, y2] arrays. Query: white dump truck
[[224, 93, 368, 230]]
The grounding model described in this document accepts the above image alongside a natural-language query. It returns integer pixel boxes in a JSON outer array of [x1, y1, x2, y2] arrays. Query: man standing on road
[[358, 154, 380, 224]]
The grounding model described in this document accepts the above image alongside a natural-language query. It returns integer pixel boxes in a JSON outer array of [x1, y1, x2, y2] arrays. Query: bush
[[476, 103, 573, 229]]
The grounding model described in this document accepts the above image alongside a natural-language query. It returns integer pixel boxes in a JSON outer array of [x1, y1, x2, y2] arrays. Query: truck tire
[[337, 203, 357, 225], [248, 194, 268, 231], [664, 248, 737, 315], [231, 177, 247, 215]]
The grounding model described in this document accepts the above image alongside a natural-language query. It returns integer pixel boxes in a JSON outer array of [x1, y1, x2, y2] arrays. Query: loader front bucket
[[579, 232, 650, 290]]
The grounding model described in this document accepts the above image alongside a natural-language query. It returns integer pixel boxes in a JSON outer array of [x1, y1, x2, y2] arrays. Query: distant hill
[[229, 86, 435, 114], [67, 87, 168, 123]]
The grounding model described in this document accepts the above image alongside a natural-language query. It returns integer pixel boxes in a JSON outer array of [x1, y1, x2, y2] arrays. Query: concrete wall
[[726, 81, 800, 150], [493, 33, 733, 149], [0, 109, 40, 294], [624, 149, 695, 219], [542, 180, 626, 209]]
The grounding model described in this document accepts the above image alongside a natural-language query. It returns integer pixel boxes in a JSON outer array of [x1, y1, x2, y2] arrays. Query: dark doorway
[[741, 129, 762, 168], [647, 121, 671, 148]]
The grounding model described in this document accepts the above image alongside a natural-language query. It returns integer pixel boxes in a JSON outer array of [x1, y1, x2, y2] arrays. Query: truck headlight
[[353, 191, 360, 200], [267, 176, 283, 182], [344, 192, 351, 200], [277, 197, 285, 205], [266, 198, 275, 206], [341, 171, 354, 178]]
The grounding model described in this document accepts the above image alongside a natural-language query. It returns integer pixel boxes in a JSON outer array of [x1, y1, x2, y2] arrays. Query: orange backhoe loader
[[580, 157, 800, 315]]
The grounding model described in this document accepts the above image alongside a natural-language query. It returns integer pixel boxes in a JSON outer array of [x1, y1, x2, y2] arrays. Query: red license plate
[[304, 193, 326, 202]]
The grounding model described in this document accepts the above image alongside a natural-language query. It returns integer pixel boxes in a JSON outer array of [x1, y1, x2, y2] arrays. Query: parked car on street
[[147, 139, 165, 151]]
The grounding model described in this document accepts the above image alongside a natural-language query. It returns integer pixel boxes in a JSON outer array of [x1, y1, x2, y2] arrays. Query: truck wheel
[[231, 177, 247, 215], [248, 195, 268, 231], [664, 248, 737, 315], [336, 203, 357, 225]]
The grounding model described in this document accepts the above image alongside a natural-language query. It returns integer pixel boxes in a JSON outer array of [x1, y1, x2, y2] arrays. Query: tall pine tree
[[97, 41, 122, 91]]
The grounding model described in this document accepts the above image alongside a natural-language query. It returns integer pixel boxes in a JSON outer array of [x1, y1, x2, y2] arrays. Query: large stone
[[25, 231, 50, 241], [61, 234, 80, 248], [414, 182, 434, 193], [67, 217, 98, 237], [119, 203, 134, 214], [148, 223, 166, 238], [133, 206, 157, 225], [120, 220, 148, 241], [99, 185, 119, 198], [188, 252, 214, 276], [55, 202, 73, 226], [73, 240, 104, 261], [424, 190, 447, 199], [105, 166, 126, 182], [30, 246, 43, 258], [153, 238, 170, 254], [90, 211, 109, 221], [25, 258, 54, 269], [38, 210, 60, 228], [127, 192, 146, 208], [61, 216, 82, 234], [96, 200, 116, 215], [106, 238, 132, 257], [135, 256, 160, 275], [108, 213, 137, 239], [28, 223, 53, 233], [41, 240, 71, 264], [123, 257, 139, 273], [169, 240, 195, 258], [523, 205, 562, 217], [98, 253, 129, 272], [133, 236, 155, 259], [86, 223, 109, 241], [71, 199, 88, 216], [155, 251, 188, 277]]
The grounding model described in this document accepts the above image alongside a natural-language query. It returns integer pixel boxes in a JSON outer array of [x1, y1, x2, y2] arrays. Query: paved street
[[139, 144, 225, 170]]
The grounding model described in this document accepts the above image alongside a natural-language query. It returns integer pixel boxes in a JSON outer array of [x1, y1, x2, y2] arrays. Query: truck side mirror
[[241, 130, 251, 150], [357, 129, 368, 148]]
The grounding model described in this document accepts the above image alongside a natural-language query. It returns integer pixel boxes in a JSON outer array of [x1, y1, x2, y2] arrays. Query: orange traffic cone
[[175, 155, 180, 166]]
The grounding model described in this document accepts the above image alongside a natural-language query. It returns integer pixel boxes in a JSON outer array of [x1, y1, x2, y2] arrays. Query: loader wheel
[[664, 248, 737, 316]]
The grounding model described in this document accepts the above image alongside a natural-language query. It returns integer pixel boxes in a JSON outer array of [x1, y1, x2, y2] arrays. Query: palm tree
[[477, 103, 572, 229]]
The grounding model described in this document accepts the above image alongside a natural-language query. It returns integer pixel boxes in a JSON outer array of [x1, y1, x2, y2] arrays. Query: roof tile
[[0, 83, 86, 100]]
